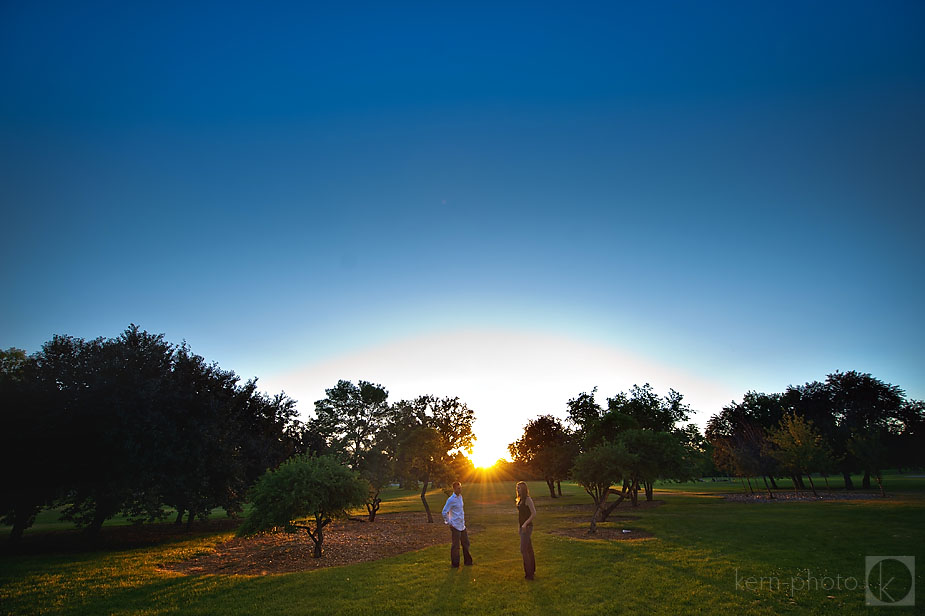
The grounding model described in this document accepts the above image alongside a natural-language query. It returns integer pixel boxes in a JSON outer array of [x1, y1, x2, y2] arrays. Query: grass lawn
[[2, 473, 923, 615]]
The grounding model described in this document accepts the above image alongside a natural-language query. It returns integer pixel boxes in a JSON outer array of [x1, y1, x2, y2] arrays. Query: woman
[[516, 481, 536, 580]]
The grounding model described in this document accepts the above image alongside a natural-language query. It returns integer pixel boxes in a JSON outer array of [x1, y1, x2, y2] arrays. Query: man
[[441, 481, 473, 567]]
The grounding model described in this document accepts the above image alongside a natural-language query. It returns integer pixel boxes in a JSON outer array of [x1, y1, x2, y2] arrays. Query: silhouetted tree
[[508, 415, 574, 497], [1, 326, 305, 540], [0, 348, 58, 546]]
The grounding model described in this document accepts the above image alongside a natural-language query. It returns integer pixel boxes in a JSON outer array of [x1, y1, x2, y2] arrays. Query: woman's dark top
[[518, 499, 532, 526]]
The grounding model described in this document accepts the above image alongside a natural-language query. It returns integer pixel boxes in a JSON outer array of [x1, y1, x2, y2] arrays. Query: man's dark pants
[[450, 527, 472, 567]]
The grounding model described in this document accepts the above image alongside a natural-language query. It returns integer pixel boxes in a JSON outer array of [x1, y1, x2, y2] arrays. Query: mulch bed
[[161, 512, 460, 576], [723, 491, 889, 503]]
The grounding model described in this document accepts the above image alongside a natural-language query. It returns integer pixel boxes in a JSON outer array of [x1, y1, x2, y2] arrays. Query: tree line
[[0, 326, 479, 555], [704, 371, 924, 498]]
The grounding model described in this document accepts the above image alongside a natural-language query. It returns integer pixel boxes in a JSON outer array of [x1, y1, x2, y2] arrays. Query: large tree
[[826, 371, 904, 489], [313, 380, 389, 465], [391, 395, 476, 522], [508, 415, 574, 497]]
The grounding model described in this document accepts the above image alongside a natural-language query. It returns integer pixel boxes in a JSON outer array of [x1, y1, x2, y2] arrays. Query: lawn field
[[2, 474, 923, 615]]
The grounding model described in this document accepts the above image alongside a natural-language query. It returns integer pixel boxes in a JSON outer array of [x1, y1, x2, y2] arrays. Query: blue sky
[[2, 1, 923, 462]]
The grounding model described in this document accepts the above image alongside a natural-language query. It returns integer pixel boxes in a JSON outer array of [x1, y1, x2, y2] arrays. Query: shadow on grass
[[1, 518, 241, 556]]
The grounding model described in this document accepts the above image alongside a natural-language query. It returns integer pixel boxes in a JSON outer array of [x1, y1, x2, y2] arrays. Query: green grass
[[655, 470, 925, 494], [2, 478, 923, 615]]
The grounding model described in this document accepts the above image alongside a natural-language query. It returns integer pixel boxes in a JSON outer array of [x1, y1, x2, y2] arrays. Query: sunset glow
[[467, 441, 506, 470], [258, 328, 735, 466]]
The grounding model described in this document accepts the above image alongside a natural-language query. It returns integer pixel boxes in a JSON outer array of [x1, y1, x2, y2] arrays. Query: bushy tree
[[571, 441, 635, 533], [765, 413, 832, 497], [238, 454, 368, 557]]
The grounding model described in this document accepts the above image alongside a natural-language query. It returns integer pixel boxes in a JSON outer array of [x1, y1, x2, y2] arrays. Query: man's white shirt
[[442, 493, 466, 531]]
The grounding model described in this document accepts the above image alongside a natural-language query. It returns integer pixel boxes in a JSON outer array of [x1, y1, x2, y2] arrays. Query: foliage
[[0, 326, 305, 542], [238, 454, 368, 557], [708, 371, 919, 491], [508, 415, 576, 497], [313, 380, 389, 465], [565, 387, 603, 432], [765, 413, 832, 496], [571, 441, 635, 532], [607, 384, 691, 432], [389, 395, 476, 522]]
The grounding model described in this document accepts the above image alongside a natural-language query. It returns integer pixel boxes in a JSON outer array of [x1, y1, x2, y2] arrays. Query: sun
[[467, 443, 506, 469]]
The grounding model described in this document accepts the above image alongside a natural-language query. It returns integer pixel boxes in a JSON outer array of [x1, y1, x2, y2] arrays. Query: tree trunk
[[806, 474, 818, 497], [367, 490, 381, 522], [174, 509, 185, 525], [862, 470, 871, 489], [768, 475, 779, 489], [314, 514, 324, 557], [546, 478, 556, 498], [746, 476, 754, 494], [420, 473, 433, 523], [823, 475, 831, 491], [630, 478, 640, 506], [86, 505, 111, 540], [557, 481, 562, 497], [303, 515, 331, 558], [589, 496, 601, 534], [842, 471, 854, 490], [598, 489, 628, 522], [644, 481, 654, 501], [7, 505, 37, 547], [762, 475, 774, 499], [186, 509, 195, 530]]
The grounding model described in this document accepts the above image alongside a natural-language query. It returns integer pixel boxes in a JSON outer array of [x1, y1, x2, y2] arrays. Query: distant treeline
[[704, 372, 924, 496]]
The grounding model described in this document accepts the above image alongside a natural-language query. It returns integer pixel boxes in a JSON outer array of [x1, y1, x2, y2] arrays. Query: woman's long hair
[[516, 481, 529, 505]]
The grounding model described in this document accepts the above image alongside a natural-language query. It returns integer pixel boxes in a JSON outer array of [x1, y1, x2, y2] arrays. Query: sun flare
[[467, 443, 506, 469]]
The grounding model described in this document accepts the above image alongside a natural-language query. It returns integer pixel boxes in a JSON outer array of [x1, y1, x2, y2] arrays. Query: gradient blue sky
[[2, 1, 923, 463]]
